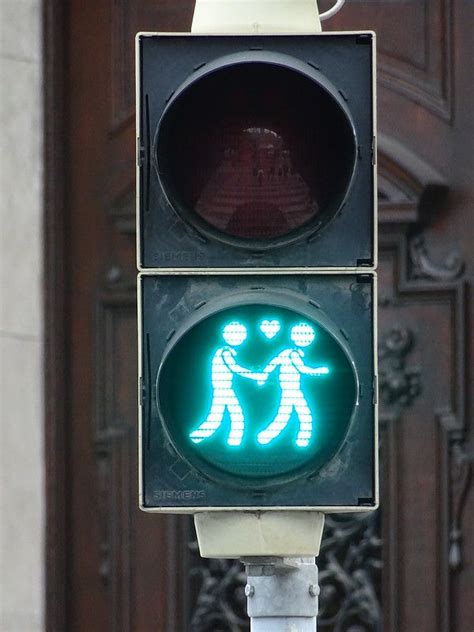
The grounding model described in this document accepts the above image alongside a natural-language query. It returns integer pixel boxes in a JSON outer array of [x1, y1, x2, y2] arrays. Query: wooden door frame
[[42, 5, 194, 629], [42, 6, 192, 629], [43, 1, 69, 629], [41, 2, 473, 630]]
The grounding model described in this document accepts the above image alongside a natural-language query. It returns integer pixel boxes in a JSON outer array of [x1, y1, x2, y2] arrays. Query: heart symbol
[[260, 319, 281, 339]]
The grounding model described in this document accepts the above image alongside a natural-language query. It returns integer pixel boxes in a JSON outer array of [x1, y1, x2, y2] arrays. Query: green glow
[[256, 323, 330, 448], [189, 321, 264, 447], [158, 304, 357, 483], [189, 321, 330, 448]]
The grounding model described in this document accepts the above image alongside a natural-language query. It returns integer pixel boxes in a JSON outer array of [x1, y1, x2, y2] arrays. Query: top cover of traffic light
[[136, 32, 376, 271]]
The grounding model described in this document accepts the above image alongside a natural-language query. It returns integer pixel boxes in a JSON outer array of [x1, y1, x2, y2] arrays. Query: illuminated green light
[[189, 321, 330, 449], [157, 304, 357, 485], [189, 321, 263, 447]]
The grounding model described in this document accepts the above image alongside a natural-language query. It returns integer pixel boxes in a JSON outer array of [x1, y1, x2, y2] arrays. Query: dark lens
[[157, 62, 356, 243]]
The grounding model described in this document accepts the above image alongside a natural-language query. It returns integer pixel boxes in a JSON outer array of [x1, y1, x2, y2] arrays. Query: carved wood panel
[[322, 0, 453, 119], [377, 235, 468, 631], [111, 0, 194, 131], [94, 281, 193, 631], [45, 0, 473, 630]]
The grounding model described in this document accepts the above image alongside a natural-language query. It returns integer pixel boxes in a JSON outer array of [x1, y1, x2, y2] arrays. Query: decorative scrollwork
[[409, 234, 465, 281], [318, 513, 382, 631], [448, 437, 473, 571], [379, 327, 421, 410], [189, 514, 383, 632], [189, 513, 383, 632], [189, 549, 248, 632]]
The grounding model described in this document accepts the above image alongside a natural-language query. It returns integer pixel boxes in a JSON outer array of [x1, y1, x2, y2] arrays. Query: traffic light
[[137, 33, 378, 512], [137, 33, 376, 270]]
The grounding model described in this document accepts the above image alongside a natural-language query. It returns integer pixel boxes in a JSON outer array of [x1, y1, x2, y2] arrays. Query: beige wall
[[0, 1, 44, 630]]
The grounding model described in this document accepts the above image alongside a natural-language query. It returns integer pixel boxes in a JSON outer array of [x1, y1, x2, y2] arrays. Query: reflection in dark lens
[[157, 63, 355, 242]]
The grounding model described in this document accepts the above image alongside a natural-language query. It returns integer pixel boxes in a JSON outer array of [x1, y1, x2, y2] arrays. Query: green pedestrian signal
[[189, 320, 331, 448], [157, 304, 358, 487], [140, 274, 376, 511]]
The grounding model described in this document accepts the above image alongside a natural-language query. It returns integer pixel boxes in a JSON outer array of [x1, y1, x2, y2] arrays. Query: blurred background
[[0, 1, 473, 631]]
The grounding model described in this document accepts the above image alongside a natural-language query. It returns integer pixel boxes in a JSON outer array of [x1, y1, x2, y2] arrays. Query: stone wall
[[0, 1, 44, 630]]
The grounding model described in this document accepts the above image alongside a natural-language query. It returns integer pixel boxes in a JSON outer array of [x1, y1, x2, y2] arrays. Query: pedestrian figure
[[189, 321, 264, 447], [257, 323, 329, 447]]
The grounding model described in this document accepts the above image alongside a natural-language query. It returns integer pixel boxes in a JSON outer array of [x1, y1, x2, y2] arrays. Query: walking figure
[[189, 321, 263, 447], [257, 323, 329, 447]]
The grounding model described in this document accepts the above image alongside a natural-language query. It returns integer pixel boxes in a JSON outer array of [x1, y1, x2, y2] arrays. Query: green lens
[[157, 303, 357, 487]]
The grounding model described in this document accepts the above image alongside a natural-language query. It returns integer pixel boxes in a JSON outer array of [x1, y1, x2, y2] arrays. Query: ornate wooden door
[[45, 1, 473, 630]]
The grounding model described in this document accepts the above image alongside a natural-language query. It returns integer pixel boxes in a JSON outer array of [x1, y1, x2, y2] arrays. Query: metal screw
[[309, 584, 320, 598], [245, 584, 255, 598]]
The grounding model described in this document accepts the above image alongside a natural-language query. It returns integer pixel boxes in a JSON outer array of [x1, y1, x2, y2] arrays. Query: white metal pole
[[252, 618, 316, 632], [244, 558, 319, 632]]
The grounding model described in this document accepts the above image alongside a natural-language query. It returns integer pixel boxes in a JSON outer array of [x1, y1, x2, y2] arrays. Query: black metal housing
[[139, 273, 377, 510], [137, 33, 375, 270]]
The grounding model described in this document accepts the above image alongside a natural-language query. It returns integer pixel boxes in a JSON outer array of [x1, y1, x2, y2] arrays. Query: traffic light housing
[[139, 272, 376, 510], [137, 33, 376, 270], [137, 32, 378, 513]]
